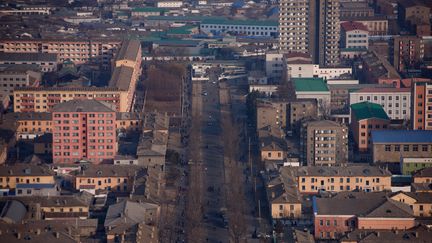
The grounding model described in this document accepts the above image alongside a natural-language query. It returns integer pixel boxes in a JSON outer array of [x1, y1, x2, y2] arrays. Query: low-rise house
[[11, 112, 52, 140], [16, 183, 59, 197], [0, 53, 58, 72], [0, 164, 55, 190], [104, 200, 160, 243], [371, 130, 432, 164], [0, 64, 41, 95], [391, 191, 432, 217], [73, 165, 143, 193], [293, 78, 331, 115], [413, 167, 432, 184], [314, 192, 415, 240], [291, 165, 392, 194], [260, 137, 287, 161], [340, 225, 432, 243]]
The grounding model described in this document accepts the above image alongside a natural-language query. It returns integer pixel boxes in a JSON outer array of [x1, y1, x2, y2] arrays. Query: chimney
[[17, 232, 21, 239], [36, 229, 41, 235], [376, 232, 380, 237], [55, 232, 60, 238], [415, 232, 419, 238]]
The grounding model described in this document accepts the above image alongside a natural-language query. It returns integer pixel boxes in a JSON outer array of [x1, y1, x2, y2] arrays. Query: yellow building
[[391, 192, 432, 217], [11, 112, 52, 139], [0, 164, 55, 189], [280, 165, 392, 194], [14, 87, 129, 113], [260, 137, 287, 161], [74, 165, 142, 192]]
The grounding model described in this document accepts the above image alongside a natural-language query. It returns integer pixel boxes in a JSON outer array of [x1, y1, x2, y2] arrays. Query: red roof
[[341, 21, 368, 32]]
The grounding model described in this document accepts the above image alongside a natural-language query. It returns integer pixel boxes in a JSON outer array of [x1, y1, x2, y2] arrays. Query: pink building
[[52, 99, 117, 164]]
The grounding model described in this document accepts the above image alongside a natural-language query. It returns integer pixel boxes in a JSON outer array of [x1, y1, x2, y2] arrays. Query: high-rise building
[[412, 80, 432, 130], [300, 119, 348, 166], [52, 99, 117, 164], [279, 0, 340, 66]]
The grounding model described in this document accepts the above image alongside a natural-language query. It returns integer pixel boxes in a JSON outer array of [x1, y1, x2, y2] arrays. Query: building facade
[[200, 19, 278, 37], [52, 100, 117, 164], [300, 120, 348, 166], [0, 66, 41, 95], [0, 38, 121, 69], [411, 80, 432, 130], [341, 21, 368, 50], [349, 87, 411, 120], [0, 53, 57, 72], [0, 164, 55, 190], [350, 102, 390, 152], [371, 130, 432, 164], [392, 36, 425, 73], [13, 87, 128, 113]]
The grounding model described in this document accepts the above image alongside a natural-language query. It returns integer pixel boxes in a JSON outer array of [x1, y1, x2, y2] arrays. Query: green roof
[[132, 7, 166, 13], [350, 102, 390, 121], [166, 25, 195, 35], [201, 18, 278, 27], [293, 78, 329, 92]]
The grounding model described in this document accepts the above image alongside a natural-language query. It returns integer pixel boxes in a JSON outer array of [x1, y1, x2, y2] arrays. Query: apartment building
[[256, 99, 288, 137], [341, 21, 368, 50], [350, 102, 390, 152], [292, 165, 391, 194], [74, 165, 142, 192], [392, 36, 425, 73], [109, 40, 142, 113], [0, 164, 55, 190], [398, 0, 430, 35], [156, 0, 183, 8], [314, 192, 415, 240], [0, 53, 57, 72], [287, 99, 318, 132], [279, 0, 340, 66], [349, 87, 411, 120], [0, 38, 121, 68], [52, 99, 117, 164], [0, 65, 41, 95], [200, 19, 278, 37], [371, 130, 432, 164], [13, 112, 52, 139], [13, 87, 128, 112], [391, 191, 432, 217], [412, 80, 432, 130], [131, 7, 165, 17], [300, 120, 348, 166]]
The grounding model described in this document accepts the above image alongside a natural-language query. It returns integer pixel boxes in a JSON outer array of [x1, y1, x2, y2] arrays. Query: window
[[422, 145, 428, 152], [385, 145, 391, 151], [279, 205, 283, 210], [413, 145, 418, 152], [420, 205, 424, 211], [404, 145, 409, 152], [395, 145, 400, 152], [334, 220, 337, 226]]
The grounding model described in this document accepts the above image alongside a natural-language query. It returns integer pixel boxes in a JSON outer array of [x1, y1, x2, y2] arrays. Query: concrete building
[[278, 0, 340, 66], [314, 192, 415, 240], [411, 79, 432, 130], [293, 78, 331, 115], [256, 99, 288, 138], [292, 165, 392, 194], [287, 63, 352, 81], [0, 164, 55, 190], [371, 130, 432, 164], [74, 165, 143, 192], [0, 38, 121, 69], [341, 21, 368, 50], [200, 19, 278, 37], [131, 7, 165, 17], [15, 183, 59, 197], [340, 225, 432, 243], [413, 167, 432, 184], [350, 102, 390, 152], [341, 16, 388, 36], [300, 120, 348, 166], [349, 87, 411, 120], [52, 99, 117, 164], [0, 65, 41, 95], [13, 87, 129, 112], [398, 0, 431, 35], [340, 1, 374, 18], [260, 137, 287, 162], [392, 36, 425, 73], [0, 53, 57, 72]]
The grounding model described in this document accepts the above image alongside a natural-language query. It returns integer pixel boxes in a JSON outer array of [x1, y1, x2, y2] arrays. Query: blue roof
[[371, 130, 432, 144], [16, 183, 55, 189]]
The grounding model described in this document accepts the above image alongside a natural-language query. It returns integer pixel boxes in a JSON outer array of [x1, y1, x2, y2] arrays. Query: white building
[[156, 1, 183, 8], [249, 85, 278, 96], [341, 21, 369, 50], [265, 52, 284, 79], [200, 19, 278, 37], [287, 64, 352, 80], [349, 87, 411, 120]]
